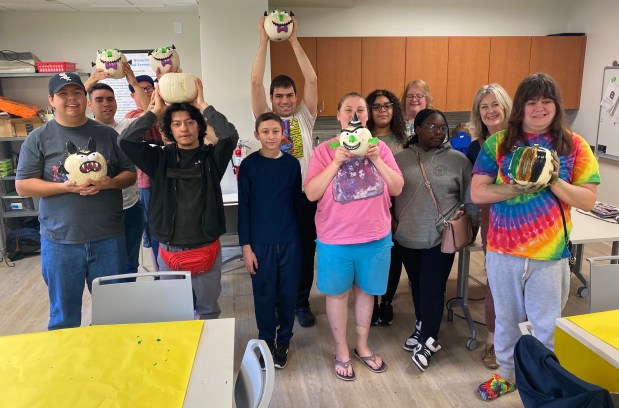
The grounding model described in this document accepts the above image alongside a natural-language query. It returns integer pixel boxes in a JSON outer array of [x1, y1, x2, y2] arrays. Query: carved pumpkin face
[[149, 45, 180, 75], [93, 48, 127, 79], [509, 144, 553, 186], [339, 125, 373, 156], [263, 9, 294, 41], [158, 73, 198, 104], [60, 138, 108, 185]]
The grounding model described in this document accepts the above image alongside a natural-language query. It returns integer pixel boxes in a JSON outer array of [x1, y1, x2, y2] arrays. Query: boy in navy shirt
[[238, 112, 302, 369]]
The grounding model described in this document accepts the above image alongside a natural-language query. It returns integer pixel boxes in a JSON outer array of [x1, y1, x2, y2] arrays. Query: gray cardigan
[[394, 143, 479, 249]]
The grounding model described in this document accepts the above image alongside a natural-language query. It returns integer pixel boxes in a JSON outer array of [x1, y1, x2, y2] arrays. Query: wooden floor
[[0, 242, 608, 408]]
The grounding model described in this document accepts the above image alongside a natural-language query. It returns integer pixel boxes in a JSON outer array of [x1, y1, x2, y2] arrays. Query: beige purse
[[416, 151, 473, 253]]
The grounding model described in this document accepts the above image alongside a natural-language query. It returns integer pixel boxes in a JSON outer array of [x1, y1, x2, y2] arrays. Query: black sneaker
[[371, 301, 380, 326], [378, 302, 393, 325], [259, 341, 275, 371], [412, 337, 441, 372], [273, 344, 288, 369], [295, 307, 316, 328], [403, 321, 423, 351]]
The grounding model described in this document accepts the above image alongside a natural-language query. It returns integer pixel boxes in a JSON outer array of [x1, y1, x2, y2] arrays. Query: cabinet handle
[[319, 100, 324, 113]]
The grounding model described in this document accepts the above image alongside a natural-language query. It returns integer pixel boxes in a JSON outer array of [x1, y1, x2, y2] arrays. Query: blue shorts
[[316, 233, 393, 296]]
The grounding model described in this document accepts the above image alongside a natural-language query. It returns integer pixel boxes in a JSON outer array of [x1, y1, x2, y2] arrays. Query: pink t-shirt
[[305, 138, 401, 245]]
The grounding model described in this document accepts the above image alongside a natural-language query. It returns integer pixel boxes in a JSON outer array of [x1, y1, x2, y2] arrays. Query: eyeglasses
[[406, 94, 425, 100], [371, 102, 393, 111], [422, 123, 448, 133], [141, 86, 155, 92]]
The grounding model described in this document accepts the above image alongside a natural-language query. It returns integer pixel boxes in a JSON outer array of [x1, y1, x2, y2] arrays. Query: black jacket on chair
[[514, 334, 614, 408]]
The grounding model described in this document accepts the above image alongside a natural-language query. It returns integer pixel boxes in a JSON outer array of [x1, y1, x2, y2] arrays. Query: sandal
[[353, 348, 387, 373], [334, 357, 356, 381]]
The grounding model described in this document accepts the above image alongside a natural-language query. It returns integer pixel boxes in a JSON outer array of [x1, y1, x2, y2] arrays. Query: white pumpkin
[[334, 113, 376, 157], [61, 139, 108, 185], [158, 73, 198, 104], [509, 144, 554, 186], [149, 45, 180, 75], [93, 48, 128, 79], [263, 9, 294, 42]]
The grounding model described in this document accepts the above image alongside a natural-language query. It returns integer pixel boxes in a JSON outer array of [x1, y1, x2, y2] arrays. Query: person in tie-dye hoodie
[[470, 73, 600, 401]]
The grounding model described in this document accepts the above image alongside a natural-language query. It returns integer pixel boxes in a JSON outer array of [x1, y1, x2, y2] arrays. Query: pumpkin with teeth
[[92, 48, 128, 79], [149, 45, 180, 75], [60, 138, 108, 185], [263, 9, 294, 42], [329, 113, 378, 156], [509, 144, 554, 186]]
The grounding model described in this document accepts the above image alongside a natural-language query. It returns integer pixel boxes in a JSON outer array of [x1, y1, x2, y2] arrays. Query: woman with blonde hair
[[400, 80, 433, 138], [466, 83, 512, 370]]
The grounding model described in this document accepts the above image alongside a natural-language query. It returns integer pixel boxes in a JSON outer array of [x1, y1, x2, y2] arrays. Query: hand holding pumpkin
[[122, 62, 138, 86], [365, 143, 381, 163], [190, 77, 209, 112], [76, 176, 113, 196], [549, 151, 560, 185], [149, 89, 167, 117], [332, 145, 352, 167]]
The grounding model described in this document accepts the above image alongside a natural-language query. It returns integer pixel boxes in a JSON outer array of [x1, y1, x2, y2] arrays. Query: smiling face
[[270, 86, 297, 117], [416, 113, 448, 151], [48, 84, 87, 125], [88, 88, 117, 125], [264, 9, 293, 41], [338, 124, 373, 156], [255, 119, 284, 155], [371, 95, 393, 130], [405, 85, 427, 120], [95, 48, 127, 79], [170, 111, 200, 149], [523, 97, 556, 134], [479, 93, 506, 135]]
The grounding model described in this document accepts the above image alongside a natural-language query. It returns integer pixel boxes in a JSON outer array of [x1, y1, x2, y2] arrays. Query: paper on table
[[567, 309, 619, 350], [0, 320, 204, 408]]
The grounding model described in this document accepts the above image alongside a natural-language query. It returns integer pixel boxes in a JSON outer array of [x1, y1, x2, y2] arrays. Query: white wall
[[0, 11, 200, 107], [567, 0, 619, 204]]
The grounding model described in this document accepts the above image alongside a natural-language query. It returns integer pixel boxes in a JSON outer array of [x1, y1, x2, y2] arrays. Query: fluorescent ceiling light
[[90, 4, 164, 7]]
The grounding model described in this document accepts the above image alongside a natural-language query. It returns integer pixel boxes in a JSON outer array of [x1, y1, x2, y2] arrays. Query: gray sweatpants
[[486, 251, 570, 381]]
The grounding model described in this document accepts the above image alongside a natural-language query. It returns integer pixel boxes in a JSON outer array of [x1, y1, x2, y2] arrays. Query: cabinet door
[[529, 36, 586, 109], [270, 38, 317, 104], [361, 37, 406, 97], [316, 37, 362, 116], [446, 37, 490, 112], [405, 37, 449, 111], [489, 37, 532, 98]]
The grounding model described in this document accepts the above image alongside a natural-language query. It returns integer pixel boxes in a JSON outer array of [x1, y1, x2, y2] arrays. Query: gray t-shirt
[[16, 119, 135, 244]]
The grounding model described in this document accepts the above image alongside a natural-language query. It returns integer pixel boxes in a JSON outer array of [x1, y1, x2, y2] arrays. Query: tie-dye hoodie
[[473, 130, 600, 260]]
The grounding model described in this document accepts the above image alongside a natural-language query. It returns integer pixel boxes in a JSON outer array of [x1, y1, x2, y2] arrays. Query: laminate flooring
[[0, 242, 609, 407]]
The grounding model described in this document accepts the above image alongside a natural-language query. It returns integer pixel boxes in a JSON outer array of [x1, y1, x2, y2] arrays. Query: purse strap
[[415, 150, 446, 224]]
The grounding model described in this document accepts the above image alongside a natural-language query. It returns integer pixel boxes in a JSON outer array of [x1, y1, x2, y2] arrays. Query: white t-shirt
[[113, 119, 139, 210]]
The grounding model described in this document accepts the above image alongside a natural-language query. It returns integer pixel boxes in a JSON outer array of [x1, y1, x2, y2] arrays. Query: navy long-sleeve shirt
[[238, 151, 302, 246]]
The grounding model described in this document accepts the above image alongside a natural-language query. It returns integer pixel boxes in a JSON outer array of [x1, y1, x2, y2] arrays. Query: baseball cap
[[48, 72, 85, 95], [128, 75, 155, 93]]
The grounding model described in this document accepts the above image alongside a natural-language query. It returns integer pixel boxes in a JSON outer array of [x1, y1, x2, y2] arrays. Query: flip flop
[[353, 348, 387, 373], [334, 357, 356, 381]]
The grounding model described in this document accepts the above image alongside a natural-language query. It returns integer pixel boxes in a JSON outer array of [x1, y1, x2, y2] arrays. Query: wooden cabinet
[[316, 37, 362, 116], [361, 37, 406, 97], [405, 37, 449, 111], [529, 36, 587, 109], [446, 37, 490, 112], [489, 36, 532, 98], [269, 38, 317, 104]]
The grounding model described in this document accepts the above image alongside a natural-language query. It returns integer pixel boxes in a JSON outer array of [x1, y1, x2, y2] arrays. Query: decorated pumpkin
[[509, 144, 554, 186], [329, 113, 378, 156], [92, 49, 129, 79], [158, 73, 198, 104], [60, 138, 108, 185], [263, 9, 294, 41], [149, 45, 180, 75]]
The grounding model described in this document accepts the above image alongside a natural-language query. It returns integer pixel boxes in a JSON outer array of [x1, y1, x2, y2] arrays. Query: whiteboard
[[595, 66, 619, 160]]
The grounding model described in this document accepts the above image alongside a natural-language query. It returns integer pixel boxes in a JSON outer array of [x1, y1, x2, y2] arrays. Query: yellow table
[[0, 318, 235, 408], [555, 310, 619, 392]]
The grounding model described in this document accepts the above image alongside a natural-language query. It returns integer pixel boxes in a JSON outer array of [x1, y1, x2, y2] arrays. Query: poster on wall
[[100, 49, 155, 122]]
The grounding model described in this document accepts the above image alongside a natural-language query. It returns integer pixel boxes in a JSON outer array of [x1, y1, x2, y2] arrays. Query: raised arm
[[123, 62, 150, 111], [289, 16, 318, 117], [250, 16, 271, 118]]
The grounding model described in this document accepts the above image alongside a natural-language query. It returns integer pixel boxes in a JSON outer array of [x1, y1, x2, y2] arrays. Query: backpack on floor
[[6, 226, 41, 261]]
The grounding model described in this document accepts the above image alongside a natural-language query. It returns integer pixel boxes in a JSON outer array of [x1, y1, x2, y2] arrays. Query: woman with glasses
[[393, 108, 479, 372], [365, 89, 407, 327], [400, 80, 433, 138], [467, 84, 513, 370], [305, 92, 403, 381], [472, 73, 599, 401]]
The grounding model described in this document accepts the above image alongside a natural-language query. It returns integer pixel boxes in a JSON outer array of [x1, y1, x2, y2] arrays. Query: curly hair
[[159, 103, 207, 146], [366, 89, 407, 146]]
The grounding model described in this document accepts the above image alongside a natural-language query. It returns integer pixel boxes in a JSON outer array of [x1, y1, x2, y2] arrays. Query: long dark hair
[[500, 73, 572, 156], [405, 108, 449, 148], [160, 103, 207, 146], [366, 89, 407, 146]]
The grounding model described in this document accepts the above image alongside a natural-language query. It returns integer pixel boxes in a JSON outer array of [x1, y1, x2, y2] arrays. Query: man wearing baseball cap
[[15, 72, 136, 330]]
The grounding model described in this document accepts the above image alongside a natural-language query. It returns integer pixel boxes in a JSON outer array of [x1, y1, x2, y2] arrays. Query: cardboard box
[[11, 116, 43, 137], [0, 112, 13, 137]]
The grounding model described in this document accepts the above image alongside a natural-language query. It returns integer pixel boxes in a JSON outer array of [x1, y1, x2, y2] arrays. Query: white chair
[[519, 321, 535, 336], [586, 256, 619, 313], [91, 272, 194, 325], [235, 339, 275, 408]]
